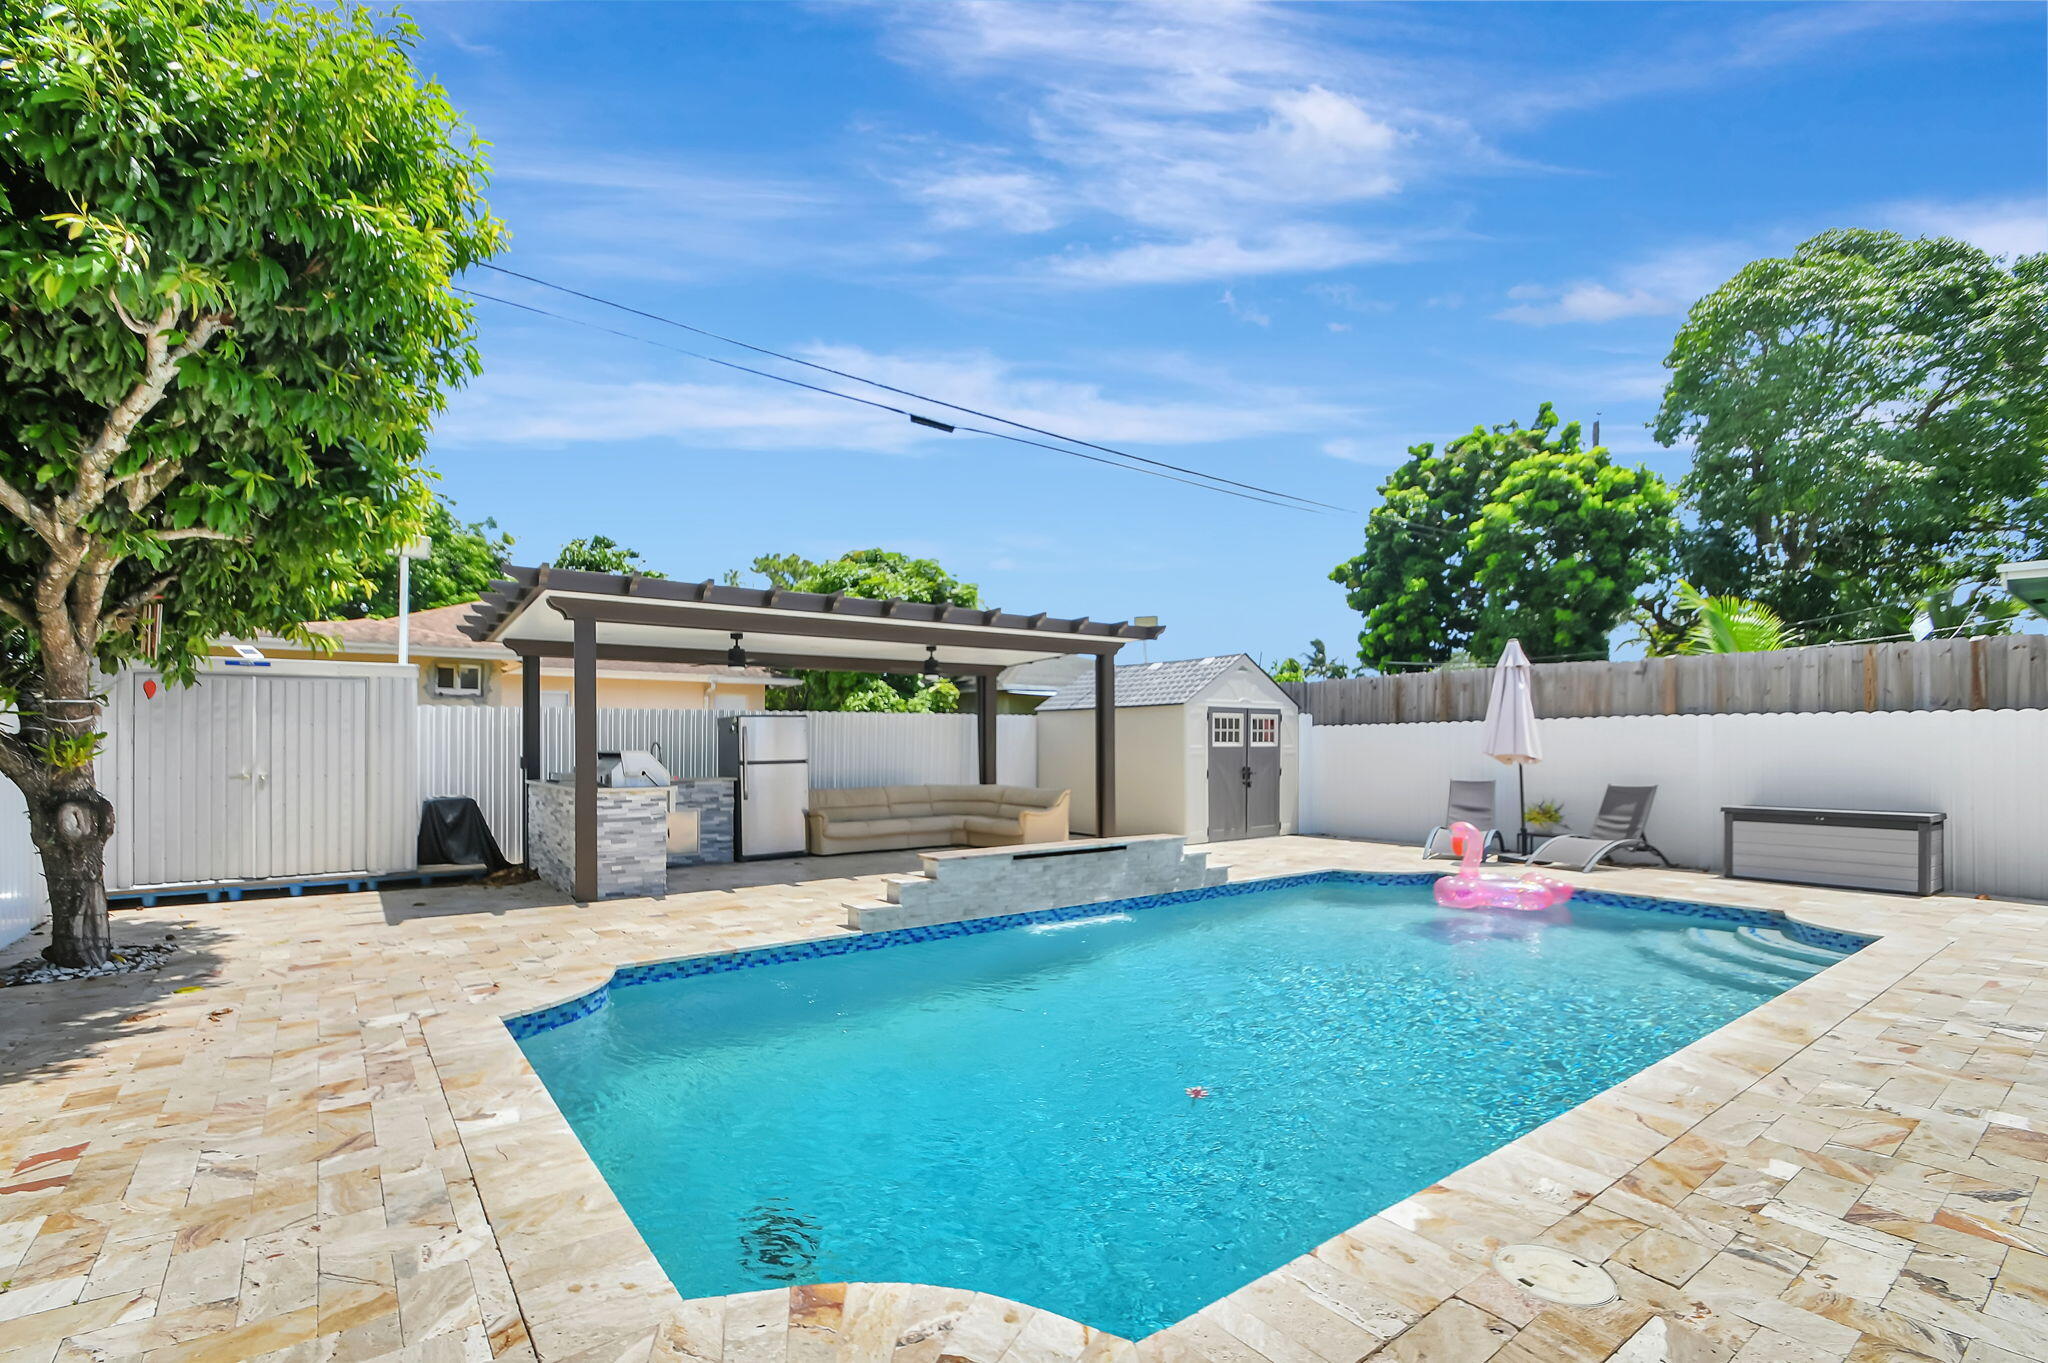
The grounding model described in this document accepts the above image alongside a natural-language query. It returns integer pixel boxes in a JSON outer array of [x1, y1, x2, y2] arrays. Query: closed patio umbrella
[[1480, 639, 1542, 853]]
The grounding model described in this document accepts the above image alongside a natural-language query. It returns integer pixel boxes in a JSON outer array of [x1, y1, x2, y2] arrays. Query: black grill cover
[[417, 796, 508, 871]]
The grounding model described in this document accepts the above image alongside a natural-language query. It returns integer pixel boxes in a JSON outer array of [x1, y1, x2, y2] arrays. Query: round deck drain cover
[[1492, 1244, 1619, 1307]]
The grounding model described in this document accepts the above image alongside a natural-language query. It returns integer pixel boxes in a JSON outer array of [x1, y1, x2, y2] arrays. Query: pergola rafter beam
[[506, 638, 1004, 678], [543, 595, 1128, 656]]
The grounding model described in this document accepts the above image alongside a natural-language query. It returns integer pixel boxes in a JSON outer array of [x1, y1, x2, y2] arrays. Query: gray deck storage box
[[1723, 806, 1944, 896]]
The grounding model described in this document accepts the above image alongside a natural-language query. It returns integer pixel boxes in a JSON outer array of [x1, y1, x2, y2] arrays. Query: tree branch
[[66, 308, 228, 521], [0, 726, 41, 790], [151, 527, 238, 542], [0, 472, 58, 546], [103, 574, 172, 636]]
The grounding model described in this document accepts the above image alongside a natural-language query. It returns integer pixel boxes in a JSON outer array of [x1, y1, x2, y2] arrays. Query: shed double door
[[1206, 707, 1281, 841], [103, 667, 410, 890]]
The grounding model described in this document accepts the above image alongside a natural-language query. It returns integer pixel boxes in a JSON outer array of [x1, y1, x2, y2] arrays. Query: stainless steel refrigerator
[[717, 714, 810, 858]]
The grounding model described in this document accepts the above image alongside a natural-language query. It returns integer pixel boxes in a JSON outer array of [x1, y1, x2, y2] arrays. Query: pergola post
[[519, 653, 541, 864], [572, 614, 598, 902], [1095, 650, 1117, 837], [976, 673, 999, 785]]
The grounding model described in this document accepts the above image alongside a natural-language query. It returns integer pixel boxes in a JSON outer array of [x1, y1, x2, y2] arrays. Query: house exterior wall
[[531, 672, 766, 711], [211, 645, 768, 711]]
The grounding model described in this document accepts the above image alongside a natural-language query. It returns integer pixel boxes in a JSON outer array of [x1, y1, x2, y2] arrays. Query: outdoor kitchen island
[[527, 780, 669, 900], [524, 775, 735, 901]]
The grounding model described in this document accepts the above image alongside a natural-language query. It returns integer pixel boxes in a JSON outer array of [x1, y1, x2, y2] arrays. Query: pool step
[[1638, 928, 1830, 996], [1640, 936, 1801, 995], [1735, 925, 1850, 967], [1680, 927, 1819, 981]]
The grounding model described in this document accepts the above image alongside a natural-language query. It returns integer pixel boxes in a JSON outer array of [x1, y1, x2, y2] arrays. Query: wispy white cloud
[[1047, 225, 1404, 285], [1219, 289, 1271, 327], [875, 1, 1483, 284], [1306, 281, 1394, 315], [1876, 194, 2048, 259], [910, 166, 1065, 233], [487, 151, 885, 281], [1495, 244, 1747, 325], [1494, 2, 2002, 120], [438, 344, 1362, 454], [1321, 437, 1393, 464]]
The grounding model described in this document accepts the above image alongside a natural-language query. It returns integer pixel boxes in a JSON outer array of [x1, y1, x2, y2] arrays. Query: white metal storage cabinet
[[101, 659, 418, 892], [1723, 806, 1945, 896]]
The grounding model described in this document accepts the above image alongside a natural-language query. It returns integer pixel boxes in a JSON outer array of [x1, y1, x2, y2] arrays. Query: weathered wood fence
[[1282, 635, 2048, 725]]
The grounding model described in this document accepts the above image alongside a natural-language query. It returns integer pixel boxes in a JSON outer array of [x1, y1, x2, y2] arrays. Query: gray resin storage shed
[[1036, 655, 1299, 841]]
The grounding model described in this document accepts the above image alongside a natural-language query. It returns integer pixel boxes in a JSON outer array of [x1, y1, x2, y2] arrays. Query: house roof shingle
[[1036, 654, 1256, 710]]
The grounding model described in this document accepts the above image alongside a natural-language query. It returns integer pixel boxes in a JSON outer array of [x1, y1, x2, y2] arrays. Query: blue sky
[[409, 1, 2046, 665]]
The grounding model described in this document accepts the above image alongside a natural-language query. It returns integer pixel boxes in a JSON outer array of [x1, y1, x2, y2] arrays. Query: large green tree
[[1271, 639, 1351, 683], [0, 0, 500, 965], [1652, 229, 2048, 645], [749, 549, 977, 712], [548, 534, 663, 577], [1331, 405, 1675, 670], [343, 494, 511, 618]]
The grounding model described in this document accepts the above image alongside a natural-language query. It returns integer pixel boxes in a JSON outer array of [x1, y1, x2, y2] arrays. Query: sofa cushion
[[1004, 787, 1066, 812], [808, 787, 894, 821], [837, 815, 959, 837], [912, 785, 973, 815], [959, 815, 1020, 836]]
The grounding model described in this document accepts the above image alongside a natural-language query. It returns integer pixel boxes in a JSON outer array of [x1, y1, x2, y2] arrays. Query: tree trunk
[[30, 773, 117, 969]]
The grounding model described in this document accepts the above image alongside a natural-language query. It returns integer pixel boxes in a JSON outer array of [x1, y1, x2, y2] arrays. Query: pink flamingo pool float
[[1432, 821, 1576, 912]]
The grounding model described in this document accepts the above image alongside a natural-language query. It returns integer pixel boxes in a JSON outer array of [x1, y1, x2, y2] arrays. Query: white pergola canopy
[[461, 567, 1164, 899]]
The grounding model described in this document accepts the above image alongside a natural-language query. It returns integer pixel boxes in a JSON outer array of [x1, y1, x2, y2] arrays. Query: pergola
[[460, 566, 1164, 899]]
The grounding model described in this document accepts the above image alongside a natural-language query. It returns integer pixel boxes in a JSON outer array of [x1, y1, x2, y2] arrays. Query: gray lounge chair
[[1423, 779, 1505, 860], [1527, 784, 1672, 872]]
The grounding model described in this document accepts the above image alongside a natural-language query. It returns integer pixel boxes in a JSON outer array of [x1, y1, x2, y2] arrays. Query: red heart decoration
[[142, 679, 158, 699]]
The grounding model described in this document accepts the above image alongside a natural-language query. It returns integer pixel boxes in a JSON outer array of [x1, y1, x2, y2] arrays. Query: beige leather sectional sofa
[[804, 785, 1070, 855]]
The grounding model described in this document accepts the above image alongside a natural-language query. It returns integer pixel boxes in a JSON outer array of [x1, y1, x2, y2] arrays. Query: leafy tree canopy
[[748, 548, 979, 712], [0, 0, 500, 965], [548, 534, 662, 577], [1331, 405, 1676, 670], [1664, 582, 1796, 656], [1272, 639, 1351, 683], [1652, 229, 2048, 645], [749, 548, 979, 607], [342, 494, 511, 618]]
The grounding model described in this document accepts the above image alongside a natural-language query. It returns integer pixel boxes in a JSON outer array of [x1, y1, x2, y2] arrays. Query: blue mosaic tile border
[[504, 870, 1877, 1040]]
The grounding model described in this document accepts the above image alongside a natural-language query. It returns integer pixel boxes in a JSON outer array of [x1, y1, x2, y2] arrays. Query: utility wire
[[472, 261, 1351, 514], [458, 287, 1319, 513]]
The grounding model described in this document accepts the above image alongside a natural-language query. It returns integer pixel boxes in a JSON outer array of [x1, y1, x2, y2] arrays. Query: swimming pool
[[513, 872, 1867, 1338]]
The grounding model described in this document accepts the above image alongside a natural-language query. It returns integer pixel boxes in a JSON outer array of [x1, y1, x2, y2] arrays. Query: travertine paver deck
[[0, 837, 2044, 1363]]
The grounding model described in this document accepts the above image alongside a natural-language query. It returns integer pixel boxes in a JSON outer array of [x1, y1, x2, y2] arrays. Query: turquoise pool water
[[516, 876, 1856, 1338]]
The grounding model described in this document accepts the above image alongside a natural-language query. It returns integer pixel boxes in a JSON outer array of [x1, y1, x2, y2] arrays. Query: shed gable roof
[[1037, 654, 1256, 710]]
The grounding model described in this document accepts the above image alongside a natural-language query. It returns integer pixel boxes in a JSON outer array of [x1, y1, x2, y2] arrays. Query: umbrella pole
[[1517, 764, 1527, 856]]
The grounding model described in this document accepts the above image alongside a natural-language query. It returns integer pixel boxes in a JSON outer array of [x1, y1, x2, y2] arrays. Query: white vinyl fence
[[0, 769, 43, 949], [417, 708, 1038, 852], [1299, 708, 2048, 901], [807, 712, 1038, 790]]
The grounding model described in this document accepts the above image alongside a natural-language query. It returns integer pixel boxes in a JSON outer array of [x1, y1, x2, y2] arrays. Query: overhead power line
[[470, 261, 1351, 514], [456, 288, 1319, 512]]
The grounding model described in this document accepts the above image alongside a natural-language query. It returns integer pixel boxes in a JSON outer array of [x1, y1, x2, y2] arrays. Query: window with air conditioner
[[432, 663, 483, 697]]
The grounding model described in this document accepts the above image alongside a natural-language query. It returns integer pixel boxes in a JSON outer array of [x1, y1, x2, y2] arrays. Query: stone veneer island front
[[527, 780, 670, 900]]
